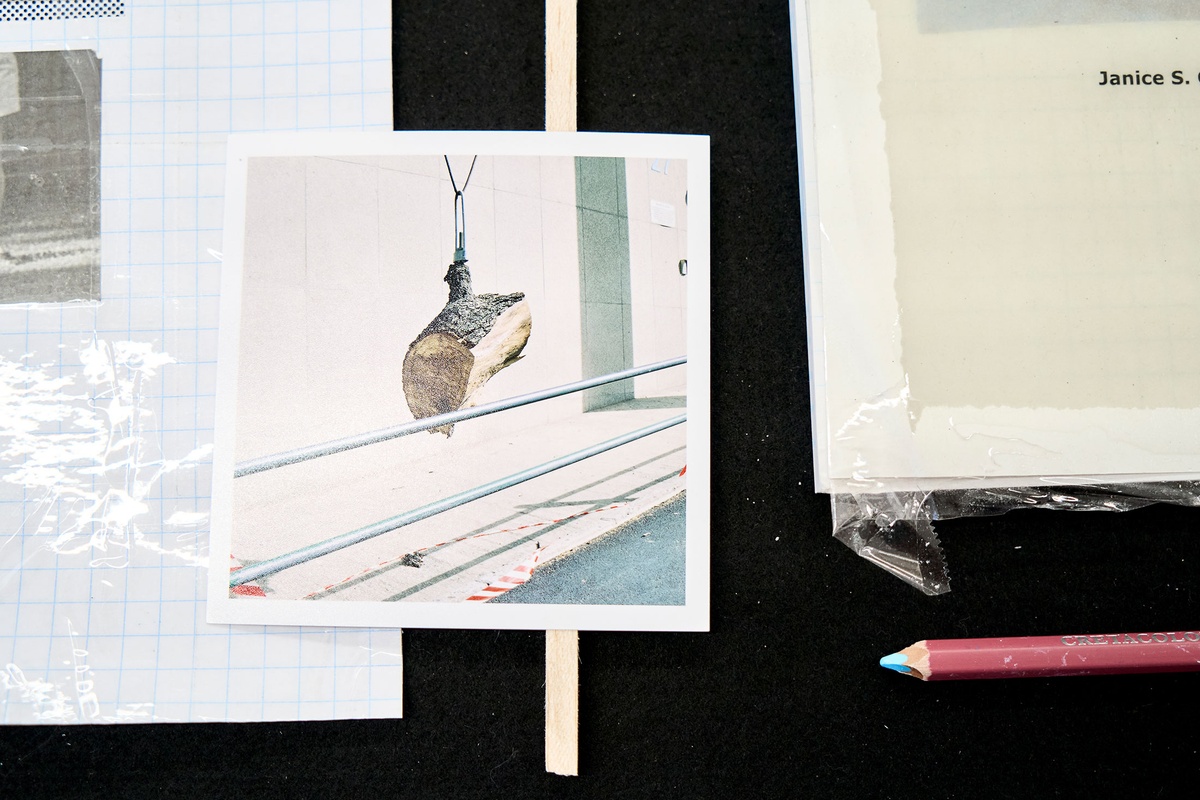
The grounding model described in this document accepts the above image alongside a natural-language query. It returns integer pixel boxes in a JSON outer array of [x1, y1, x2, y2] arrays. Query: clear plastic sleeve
[[793, 0, 1200, 592]]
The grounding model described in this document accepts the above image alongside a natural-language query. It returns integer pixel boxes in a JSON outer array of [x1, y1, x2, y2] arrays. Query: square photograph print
[[208, 131, 710, 631]]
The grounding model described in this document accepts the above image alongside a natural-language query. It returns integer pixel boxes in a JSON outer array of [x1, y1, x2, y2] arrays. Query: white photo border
[[207, 131, 710, 631]]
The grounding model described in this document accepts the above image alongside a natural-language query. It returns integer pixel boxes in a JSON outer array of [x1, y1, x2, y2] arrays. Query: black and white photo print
[[0, 49, 100, 304]]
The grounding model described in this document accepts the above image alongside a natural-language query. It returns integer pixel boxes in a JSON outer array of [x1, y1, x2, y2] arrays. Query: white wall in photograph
[[236, 154, 585, 464], [236, 153, 693, 465], [627, 158, 689, 399]]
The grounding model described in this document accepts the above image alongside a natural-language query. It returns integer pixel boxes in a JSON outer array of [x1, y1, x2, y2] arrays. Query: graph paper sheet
[[0, 1, 402, 724]]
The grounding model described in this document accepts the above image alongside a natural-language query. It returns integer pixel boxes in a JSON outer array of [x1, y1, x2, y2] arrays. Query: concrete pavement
[[492, 494, 686, 605]]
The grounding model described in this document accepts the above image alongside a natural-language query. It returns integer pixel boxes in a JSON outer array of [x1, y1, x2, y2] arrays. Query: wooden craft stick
[[544, 0, 579, 778], [545, 629, 580, 775], [546, 0, 577, 133]]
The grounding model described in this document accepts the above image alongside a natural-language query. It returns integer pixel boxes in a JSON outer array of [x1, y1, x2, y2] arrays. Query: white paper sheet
[[797, 0, 1200, 491]]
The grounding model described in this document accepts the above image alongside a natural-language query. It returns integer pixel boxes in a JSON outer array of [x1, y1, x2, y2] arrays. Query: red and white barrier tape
[[466, 544, 547, 602], [229, 555, 266, 597]]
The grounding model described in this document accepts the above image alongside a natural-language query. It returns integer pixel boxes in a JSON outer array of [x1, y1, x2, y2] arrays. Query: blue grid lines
[[0, 0, 400, 725]]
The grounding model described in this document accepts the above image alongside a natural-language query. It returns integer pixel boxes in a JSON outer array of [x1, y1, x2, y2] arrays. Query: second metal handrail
[[229, 413, 686, 586]]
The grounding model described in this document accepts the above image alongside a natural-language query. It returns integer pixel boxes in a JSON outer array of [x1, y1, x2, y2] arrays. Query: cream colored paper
[[806, 0, 1200, 490]]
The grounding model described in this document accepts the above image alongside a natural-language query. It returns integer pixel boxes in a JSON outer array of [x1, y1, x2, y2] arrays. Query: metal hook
[[445, 155, 478, 262], [454, 191, 467, 261]]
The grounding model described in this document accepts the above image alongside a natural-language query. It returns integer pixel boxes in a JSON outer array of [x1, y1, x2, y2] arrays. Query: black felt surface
[[4, 2, 1200, 797]]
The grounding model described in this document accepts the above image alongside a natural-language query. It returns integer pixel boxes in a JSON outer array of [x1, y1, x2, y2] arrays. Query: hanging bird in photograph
[[402, 156, 533, 436]]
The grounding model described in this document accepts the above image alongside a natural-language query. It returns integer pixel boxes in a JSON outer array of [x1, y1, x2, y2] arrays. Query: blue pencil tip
[[879, 652, 909, 673]]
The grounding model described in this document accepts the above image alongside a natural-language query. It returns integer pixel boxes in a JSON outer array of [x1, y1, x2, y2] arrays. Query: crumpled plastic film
[[1, 302, 404, 724], [831, 492, 949, 596], [833, 482, 1200, 595]]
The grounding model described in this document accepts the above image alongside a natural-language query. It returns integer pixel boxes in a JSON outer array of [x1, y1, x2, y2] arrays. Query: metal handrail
[[229, 413, 686, 587], [234, 356, 686, 478]]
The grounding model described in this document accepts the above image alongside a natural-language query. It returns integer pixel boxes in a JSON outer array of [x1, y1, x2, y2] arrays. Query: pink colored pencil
[[881, 631, 1200, 680]]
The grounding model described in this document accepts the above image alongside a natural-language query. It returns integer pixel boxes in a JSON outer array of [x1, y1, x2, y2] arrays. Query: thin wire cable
[[444, 154, 477, 194]]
